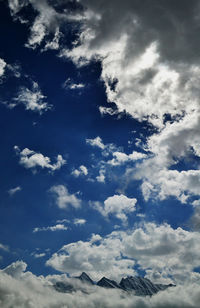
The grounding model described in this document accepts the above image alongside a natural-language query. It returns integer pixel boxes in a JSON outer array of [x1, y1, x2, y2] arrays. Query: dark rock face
[[97, 277, 122, 289], [120, 276, 161, 296], [54, 281, 75, 293], [77, 272, 95, 285], [54, 272, 175, 296]]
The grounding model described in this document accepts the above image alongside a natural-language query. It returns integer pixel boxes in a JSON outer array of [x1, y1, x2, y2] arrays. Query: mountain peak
[[97, 276, 122, 289], [77, 272, 94, 285]]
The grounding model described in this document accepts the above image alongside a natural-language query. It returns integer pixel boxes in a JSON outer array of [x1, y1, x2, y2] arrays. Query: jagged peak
[[76, 272, 94, 285]]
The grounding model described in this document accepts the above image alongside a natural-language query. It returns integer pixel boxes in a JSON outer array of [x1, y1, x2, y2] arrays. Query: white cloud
[[54, 0, 200, 204], [46, 232, 136, 281], [99, 106, 119, 116], [74, 218, 86, 226], [32, 252, 46, 258], [33, 224, 68, 233], [94, 194, 137, 223], [14, 146, 66, 172], [25, 1, 63, 49], [2, 260, 27, 279], [86, 136, 105, 150], [12, 81, 51, 114], [72, 165, 88, 177], [96, 168, 105, 183], [62, 78, 85, 90], [56, 219, 69, 224], [8, 186, 21, 196], [86, 136, 119, 159], [0, 58, 6, 77], [108, 151, 147, 166], [8, 0, 28, 16], [47, 221, 200, 286], [1, 258, 200, 308], [49, 185, 81, 210]]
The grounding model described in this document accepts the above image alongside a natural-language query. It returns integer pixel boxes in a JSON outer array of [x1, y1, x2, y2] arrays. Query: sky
[[1, 0, 200, 307]]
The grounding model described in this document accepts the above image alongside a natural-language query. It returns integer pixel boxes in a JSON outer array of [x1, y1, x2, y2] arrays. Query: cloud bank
[[1, 260, 200, 308]]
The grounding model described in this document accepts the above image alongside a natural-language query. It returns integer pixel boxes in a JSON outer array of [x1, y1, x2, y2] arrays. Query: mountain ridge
[[54, 272, 175, 296]]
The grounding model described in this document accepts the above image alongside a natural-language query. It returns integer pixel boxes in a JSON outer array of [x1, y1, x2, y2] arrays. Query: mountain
[[120, 276, 162, 296], [76, 272, 95, 285], [53, 272, 175, 296], [97, 277, 122, 289]]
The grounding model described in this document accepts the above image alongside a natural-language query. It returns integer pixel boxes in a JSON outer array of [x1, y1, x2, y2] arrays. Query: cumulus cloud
[[1, 258, 200, 307], [72, 165, 88, 177], [12, 81, 51, 114], [43, 0, 200, 204], [46, 232, 136, 281], [33, 224, 68, 233], [14, 146, 66, 172], [49, 185, 81, 210], [94, 194, 137, 223], [8, 186, 21, 196], [46, 222, 200, 286]]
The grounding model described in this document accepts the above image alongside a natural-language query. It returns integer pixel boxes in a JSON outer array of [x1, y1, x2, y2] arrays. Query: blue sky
[[1, 1, 200, 306]]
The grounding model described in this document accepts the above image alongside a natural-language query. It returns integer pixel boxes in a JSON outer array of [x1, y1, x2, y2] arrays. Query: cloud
[[74, 218, 86, 226], [99, 106, 119, 117], [14, 146, 66, 172], [33, 224, 68, 233], [96, 168, 105, 183], [2, 260, 27, 279], [86, 136, 119, 159], [44, 0, 200, 204], [8, 0, 78, 50], [86, 136, 105, 150], [8, 0, 28, 16], [62, 78, 85, 90], [47, 221, 200, 286], [0, 243, 9, 252], [8, 186, 21, 196], [94, 194, 137, 223], [46, 232, 136, 281], [188, 201, 200, 231], [108, 151, 147, 166], [49, 185, 81, 210], [72, 165, 88, 177], [11, 81, 51, 114], [59, 0, 200, 123], [1, 259, 200, 308], [32, 253, 46, 258], [0, 58, 6, 77], [127, 112, 200, 202]]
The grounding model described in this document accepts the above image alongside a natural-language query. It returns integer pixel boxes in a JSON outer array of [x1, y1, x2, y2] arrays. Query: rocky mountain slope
[[54, 272, 175, 296]]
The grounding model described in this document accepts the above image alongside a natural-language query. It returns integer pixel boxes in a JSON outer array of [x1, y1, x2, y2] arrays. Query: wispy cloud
[[8, 186, 21, 196], [33, 224, 68, 233]]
